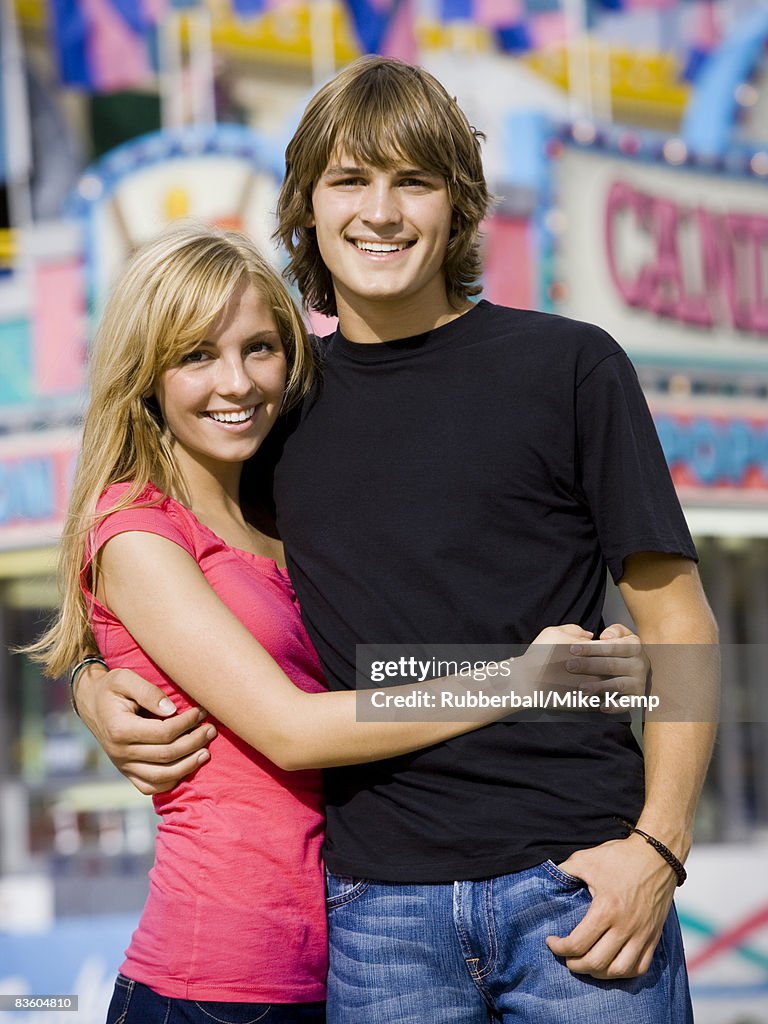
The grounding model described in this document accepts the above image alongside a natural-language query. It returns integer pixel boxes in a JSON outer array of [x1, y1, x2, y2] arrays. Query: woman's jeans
[[105, 975, 326, 1024], [325, 861, 693, 1024]]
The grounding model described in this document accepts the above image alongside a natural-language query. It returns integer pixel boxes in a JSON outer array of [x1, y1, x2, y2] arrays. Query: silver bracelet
[[69, 656, 108, 718]]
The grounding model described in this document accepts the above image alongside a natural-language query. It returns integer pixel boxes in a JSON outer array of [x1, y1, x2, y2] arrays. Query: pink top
[[82, 483, 327, 1002]]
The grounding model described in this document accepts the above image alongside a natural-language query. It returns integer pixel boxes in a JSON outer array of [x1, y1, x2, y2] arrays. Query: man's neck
[[335, 291, 473, 344]]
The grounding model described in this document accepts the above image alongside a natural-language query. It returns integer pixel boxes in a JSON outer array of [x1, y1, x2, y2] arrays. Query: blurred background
[[1, 0, 767, 1020]]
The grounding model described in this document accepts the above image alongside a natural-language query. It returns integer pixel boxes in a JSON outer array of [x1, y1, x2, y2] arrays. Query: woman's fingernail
[[158, 698, 176, 715]]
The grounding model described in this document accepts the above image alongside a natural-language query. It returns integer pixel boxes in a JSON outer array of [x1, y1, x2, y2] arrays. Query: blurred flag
[[475, 0, 524, 25], [344, 0, 416, 58], [495, 20, 531, 50], [381, 0, 417, 59], [50, 0, 165, 90], [231, 0, 266, 14], [440, 0, 473, 17], [529, 9, 569, 46], [683, 0, 720, 81], [344, 0, 396, 52]]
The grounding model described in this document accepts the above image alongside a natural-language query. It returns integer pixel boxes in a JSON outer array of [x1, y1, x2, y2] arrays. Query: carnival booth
[[1, 2, 768, 1021]]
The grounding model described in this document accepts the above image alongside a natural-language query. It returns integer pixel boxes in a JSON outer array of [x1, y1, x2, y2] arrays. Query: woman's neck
[[169, 448, 285, 565], [172, 450, 245, 526]]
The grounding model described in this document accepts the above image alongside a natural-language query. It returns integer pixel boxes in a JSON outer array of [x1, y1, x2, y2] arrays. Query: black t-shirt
[[272, 300, 697, 882]]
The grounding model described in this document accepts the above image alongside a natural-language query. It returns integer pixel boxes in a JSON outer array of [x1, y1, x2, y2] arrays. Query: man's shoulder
[[473, 301, 624, 368], [482, 300, 615, 340]]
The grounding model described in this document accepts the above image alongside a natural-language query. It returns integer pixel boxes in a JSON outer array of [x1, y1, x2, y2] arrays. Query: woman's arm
[[97, 531, 624, 771]]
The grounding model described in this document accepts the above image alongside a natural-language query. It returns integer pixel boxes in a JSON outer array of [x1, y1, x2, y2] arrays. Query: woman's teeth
[[208, 407, 255, 423]]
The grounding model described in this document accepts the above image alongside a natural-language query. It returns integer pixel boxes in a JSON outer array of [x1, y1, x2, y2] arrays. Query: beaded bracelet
[[616, 817, 687, 887], [69, 656, 108, 718]]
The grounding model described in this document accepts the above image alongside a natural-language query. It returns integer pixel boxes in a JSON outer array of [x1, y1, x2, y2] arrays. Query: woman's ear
[[143, 393, 163, 426]]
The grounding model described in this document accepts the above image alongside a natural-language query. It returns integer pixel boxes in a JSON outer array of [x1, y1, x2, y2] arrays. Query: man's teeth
[[353, 240, 411, 253], [208, 408, 254, 423]]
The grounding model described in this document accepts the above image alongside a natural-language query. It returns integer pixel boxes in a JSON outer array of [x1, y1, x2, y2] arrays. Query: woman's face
[[155, 281, 287, 478]]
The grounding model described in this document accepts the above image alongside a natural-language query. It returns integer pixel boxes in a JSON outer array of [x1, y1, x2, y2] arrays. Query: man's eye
[[334, 177, 365, 187], [400, 177, 431, 188]]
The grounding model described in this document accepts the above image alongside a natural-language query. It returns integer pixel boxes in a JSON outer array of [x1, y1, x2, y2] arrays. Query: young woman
[[28, 225, 635, 1024]]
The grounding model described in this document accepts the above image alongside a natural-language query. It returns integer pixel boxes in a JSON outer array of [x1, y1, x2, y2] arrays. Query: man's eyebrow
[[323, 165, 366, 177], [322, 164, 442, 179], [395, 168, 442, 179]]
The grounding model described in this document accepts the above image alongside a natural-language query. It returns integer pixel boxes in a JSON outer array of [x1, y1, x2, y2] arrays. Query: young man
[[76, 58, 717, 1022]]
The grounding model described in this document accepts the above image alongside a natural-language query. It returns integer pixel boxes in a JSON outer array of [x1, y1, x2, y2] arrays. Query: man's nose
[[360, 181, 401, 227]]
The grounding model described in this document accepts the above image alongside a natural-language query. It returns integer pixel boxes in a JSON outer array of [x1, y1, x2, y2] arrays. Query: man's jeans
[[326, 862, 693, 1023]]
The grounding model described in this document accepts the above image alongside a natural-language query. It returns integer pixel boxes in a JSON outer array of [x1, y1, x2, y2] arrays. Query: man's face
[[309, 152, 455, 329]]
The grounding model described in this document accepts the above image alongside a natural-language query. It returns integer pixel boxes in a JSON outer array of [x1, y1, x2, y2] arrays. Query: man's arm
[[75, 620, 646, 794], [547, 552, 718, 979], [74, 663, 217, 794]]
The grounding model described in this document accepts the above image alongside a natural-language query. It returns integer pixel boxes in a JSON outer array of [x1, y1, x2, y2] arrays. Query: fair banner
[[0, 430, 80, 551]]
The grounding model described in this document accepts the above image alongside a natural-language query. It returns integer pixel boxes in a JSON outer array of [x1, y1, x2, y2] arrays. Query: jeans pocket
[[541, 859, 587, 889], [105, 975, 135, 1024], [325, 869, 371, 910], [191, 1001, 272, 1023]]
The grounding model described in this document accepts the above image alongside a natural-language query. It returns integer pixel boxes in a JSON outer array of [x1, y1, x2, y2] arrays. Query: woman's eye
[[181, 350, 208, 364], [248, 339, 282, 356]]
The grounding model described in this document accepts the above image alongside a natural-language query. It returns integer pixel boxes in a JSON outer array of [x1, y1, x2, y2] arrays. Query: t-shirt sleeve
[[89, 501, 195, 561], [576, 348, 697, 582]]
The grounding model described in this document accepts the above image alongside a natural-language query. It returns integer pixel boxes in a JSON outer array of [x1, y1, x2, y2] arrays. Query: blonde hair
[[276, 56, 491, 317], [27, 223, 314, 677]]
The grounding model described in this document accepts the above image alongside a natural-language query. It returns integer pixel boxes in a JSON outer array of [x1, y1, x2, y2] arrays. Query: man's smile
[[350, 239, 417, 255]]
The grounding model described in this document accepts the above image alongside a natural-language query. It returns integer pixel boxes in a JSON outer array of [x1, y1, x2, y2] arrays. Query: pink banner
[[33, 260, 86, 397], [482, 215, 536, 311]]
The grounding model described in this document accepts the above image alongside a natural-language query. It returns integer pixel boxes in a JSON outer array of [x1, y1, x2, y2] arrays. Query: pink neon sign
[[605, 181, 768, 335]]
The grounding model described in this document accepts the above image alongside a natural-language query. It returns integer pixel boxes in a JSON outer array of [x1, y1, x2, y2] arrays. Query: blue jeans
[[105, 975, 326, 1024], [325, 862, 693, 1023]]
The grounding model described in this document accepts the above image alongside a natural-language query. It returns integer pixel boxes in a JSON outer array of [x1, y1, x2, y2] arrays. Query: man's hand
[[565, 623, 649, 707], [545, 834, 678, 979], [75, 664, 216, 795]]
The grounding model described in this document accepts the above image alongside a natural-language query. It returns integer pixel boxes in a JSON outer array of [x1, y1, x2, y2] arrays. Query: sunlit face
[[309, 151, 454, 324], [155, 282, 287, 479]]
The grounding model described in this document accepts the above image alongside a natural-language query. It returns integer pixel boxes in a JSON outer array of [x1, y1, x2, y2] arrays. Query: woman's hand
[[523, 623, 649, 710]]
